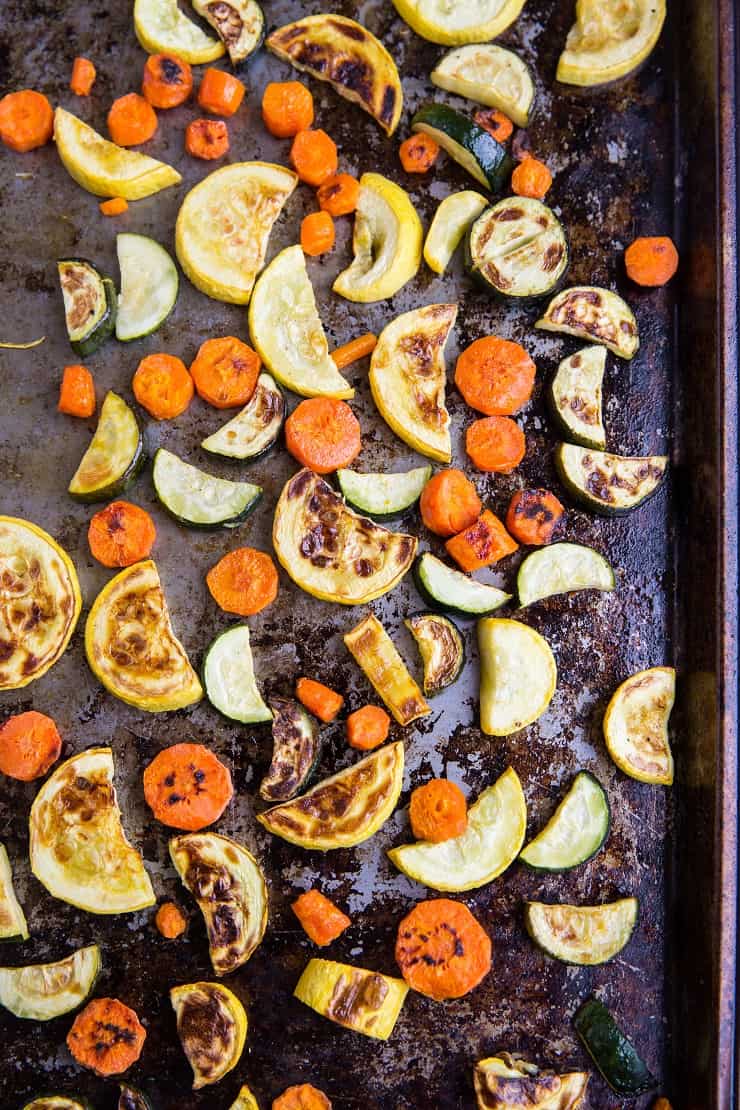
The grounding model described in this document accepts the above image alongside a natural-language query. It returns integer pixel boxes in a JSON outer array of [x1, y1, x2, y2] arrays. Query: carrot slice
[[290, 129, 338, 186], [399, 133, 440, 173], [185, 118, 229, 160], [143, 742, 233, 831], [190, 336, 260, 408], [155, 902, 187, 939], [445, 509, 518, 571], [107, 93, 158, 146], [67, 998, 146, 1076], [474, 107, 513, 143], [58, 364, 96, 418], [70, 57, 97, 96], [301, 211, 335, 256], [198, 68, 245, 116], [296, 677, 344, 723], [409, 779, 467, 843], [0, 711, 62, 782], [292, 889, 351, 946], [505, 488, 565, 546], [0, 90, 53, 152], [88, 501, 156, 568], [273, 1085, 332, 1110], [466, 416, 526, 473], [206, 547, 279, 616], [395, 898, 492, 1000], [317, 173, 360, 217], [625, 236, 679, 286], [455, 336, 536, 416], [330, 333, 377, 370], [285, 397, 361, 474], [99, 196, 129, 216], [142, 53, 193, 109], [262, 81, 314, 138], [346, 704, 390, 750], [132, 353, 194, 420], [511, 156, 552, 199], [420, 468, 482, 537]]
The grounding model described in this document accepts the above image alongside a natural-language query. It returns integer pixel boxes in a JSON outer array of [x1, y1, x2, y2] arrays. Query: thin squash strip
[[344, 614, 429, 725]]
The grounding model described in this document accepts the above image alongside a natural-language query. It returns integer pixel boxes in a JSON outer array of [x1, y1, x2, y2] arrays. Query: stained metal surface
[[0, 1, 734, 1108]]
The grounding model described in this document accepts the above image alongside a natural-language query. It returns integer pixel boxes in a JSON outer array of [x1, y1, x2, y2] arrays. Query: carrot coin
[[142, 53, 193, 109], [296, 677, 344, 723], [346, 704, 390, 751], [198, 68, 245, 116], [474, 108, 513, 143], [466, 416, 526, 473], [189, 336, 260, 409], [399, 132, 440, 173], [67, 997, 146, 1076], [206, 547, 279, 616], [301, 211, 335, 256], [132, 353, 194, 420], [409, 779, 467, 843], [273, 1085, 332, 1110], [625, 235, 679, 287], [290, 129, 338, 186], [58, 364, 96, 418], [155, 902, 187, 939], [395, 898, 492, 1000], [505, 488, 565, 546], [88, 501, 156, 568], [185, 118, 229, 160], [107, 93, 158, 146], [143, 742, 233, 831], [317, 173, 360, 217], [285, 398, 361, 474], [0, 90, 53, 152], [511, 156, 552, 199], [262, 81, 314, 138], [420, 468, 482, 537], [455, 336, 536, 416], [0, 711, 62, 781], [292, 889, 351, 946]]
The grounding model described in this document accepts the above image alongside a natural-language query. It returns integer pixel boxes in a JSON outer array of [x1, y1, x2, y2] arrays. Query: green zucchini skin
[[548, 345, 607, 449], [574, 997, 657, 1096], [152, 448, 262, 530], [201, 373, 285, 462], [336, 466, 431, 519], [411, 104, 513, 192], [405, 612, 465, 695], [519, 770, 610, 872], [68, 392, 145, 504], [466, 197, 569, 302], [202, 624, 272, 724], [554, 443, 668, 515], [58, 258, 116, 358], [413, 552, 511, 618], [259, 696, 322, 802]]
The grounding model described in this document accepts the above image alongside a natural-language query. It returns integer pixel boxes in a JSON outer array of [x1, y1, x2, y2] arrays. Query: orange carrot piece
[[466, 416, 526, 473], [625, 236, 679, 286], [285, 397, 361, 474], [198, 67, 245, 116], [58, 364, 95, 418], [399, 133, 440, 173], [99, 196, 128, 216], [419, 468, 482, 537], [290, 129, 338, 186], [185, 118, 229, 159], [0, 711, 62, 782], [0, 90, 53, 152], [132, 353, 194, 420], [511, 155, 552, 199], [206, 547, 279, 616], [296, 677, 344, 723], [292, 889, 351, 946], [189, 336, 260, 408], [273, 1085, 332, 1110], [142, 53, 193, 109], [395, 898, 491, 1000], [409, 779, 468, 843], [67, 998, 146, 1076], [88, 501, 156, 568], [455, 336, 536, 416], [262, 81, 314, 137], [346, 704, 390, 750], [107, 92, 158, 146], [70, 57, 97, 96], [445, 509, 518, 571], [505, 488, 565, 546], [143, 743, 233, 831], [474, 107, 513, 143], [301, 211, 335, 256], [317, 173, 360, 217], [155, 902, 187, 939], [331, 333, 377, 370]]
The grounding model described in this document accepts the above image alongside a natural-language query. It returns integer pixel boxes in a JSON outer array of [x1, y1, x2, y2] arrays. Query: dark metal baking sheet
[[0, 0, 736, 1107]]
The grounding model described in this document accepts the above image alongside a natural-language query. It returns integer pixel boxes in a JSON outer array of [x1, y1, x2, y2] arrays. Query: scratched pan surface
[[0, 0, 730, 1107]]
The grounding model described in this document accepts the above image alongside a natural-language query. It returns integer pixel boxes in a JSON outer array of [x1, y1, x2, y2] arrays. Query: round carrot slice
[[455, 337, 536, 416], [155, 901, 187, 938], [285, 398, 361, 474], [317, 173, 360, 217], [185, 118, 229, 160], [505, 488, 565, 546], [88, 501, 156, 568], [511, 156, 552, 199], [206, 547, 279, 616], [301, 211, 335, 257], [143, 742, 233, 831], [132, 353, 194, 420], [189, 336, 260, 409], [346, 704, 390, 751], [625, 235, 679, 287], [0, 90, 53, 152], [67, 997, 146, 1076], [290, 129, 338, 186], [395, 898, 492, 1000], [142, 53, 193, 109], [0, 711, 62, 781], [420, 468, 482, 537], [273, 1085, 332, 1110], [107, 93, 158, 146], [399, 133, 440, 173], [262, 81, 314, 138], [466, 416, 526, 473], [409, 779, 467, 843]]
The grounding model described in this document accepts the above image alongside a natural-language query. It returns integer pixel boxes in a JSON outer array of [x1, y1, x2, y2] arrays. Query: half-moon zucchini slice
[[267, 15, 403, 136], [336, 466, 431, 518], [260, 696, 321, 802], [412, 104, 511, 191], [520, 771, 610, 871], [424, 191, 488, 275], [557, 0, 666, 87], [344, 614, 429, 725], [170, 832, 268, 976], [0, 843, 28, 942], [405, 613, 465, 695], [202, 625, 272, 724], [134, 0, 225, 62], [536, 286, 639, 359], [432, 44, 535, 126], [258, 742, 404, 851], [170, 981, 247, 1089], [249, 245, 352, 399], [549, 344, 607, 449], [603, 666, 675, 784], [526, 897, 638, 966], [474, 1053, 590, 1110], [369, 304, 457, 463], [294, 958, 408, 1040], [0, 516, 81, 691], [115, 233, 178, 343], [517, 543, 615, 607], [152, 449, 262, 529], [57, 258, 116, 358], [478, 618, 557, 736], [414, 552, 511, 617], [391, 0, 528, 45], [29, 747, 155, 914], [201, 373, 285, 461], [555, 443, 668, 515], [68, 391, 144, 503], [85, 560, 203, 712], [0, 944, 101, 1020], [192, 0, 264, 66], [388, 766, 526, 892], [273, 469, 417, 605], [467, 197, 568, 300]]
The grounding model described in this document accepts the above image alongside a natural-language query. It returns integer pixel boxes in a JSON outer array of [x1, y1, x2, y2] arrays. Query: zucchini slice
[[478, 618, 557, 736], [517, 542, 615, 607], [192, 0, 264, 66], [536, 286, 639, 359], [22, 1100, 91, 1110], [0, 944, 100, 1020], [294, 958, 408, 1040], [405, 613, 465, 695], [431, 44, 535, 127], [603, 666, 675, 785], [57, 258, 116, 357], [557, 0, 666, 87], [29, 747, 155, 914], [170, 981, 247, 1089], [391, 0, 527, 46], [115, 233, 178, 342], [260, 696, 322, 802], [133, 0, 224, 62], [229, 1086, 260, 1110], [412, 104, 512, 191], [169, 832, 268, 976], [555, 443, 668, 514], [201, 373, 284, 461], [574, 997, 657, 1096], [526, 897, 638, 966], [467, 197, 568, 300], [474, 1054, 590, 1110], [0, 843, 28, 942], [520, 771, 610, 871], [389, 767, 526, 892], [119, 1087, 152, 1110], [258, 742, 404, 851], [336, 466, 431, 518], [424, 190, 488, 275], [415, 552, 511, 617], [202, 625, 272, 724], [68, 391, 144, 502], [152, 448, 262, 529], [344, 614, 429, 725], [549, 345, 607, 449]]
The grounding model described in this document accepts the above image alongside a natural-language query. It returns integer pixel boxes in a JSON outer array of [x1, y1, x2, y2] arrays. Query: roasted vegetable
[[260, 697, 321, 802], [555, 443, 668, 514], [474, 1053, 589, 1109], [414, 552, 511, 617], [405, 613, 465, 695], [68, 391, 144, 503], [118, 1086, 153, 1110], [22, 1099, 91, 1110], [294, 958, 408, 1040], [192, 0, 264, 65], [57, 258, 115, 357], [412, 104, 512, 191], [549, 345, 607, 449], [0, 944, 100, 1020], [152, 449, 262, 529], [336, 466, 431, 518], [467, 197, 568, 300], [202, 624, 271, 724], [478, 618, 557, 735], [603, 666, 675, 784], [424, 191, 488, 274], [525, 897, 638, 965], [431, 44, 534, 126], [228, 1086, 260, 1110], [344, 614, 429, 725], [520, 771, 610, 871], [134, 0, 224, 62], [557, 0, 666, 86], [0, 843, 28, 941], [391, 0, 527, 46], [536, 286, 639, 359], [115, 233, 178, 342], [517, 543, 615, 607], [201, 372, 284, 461], [170, 981, 247, 1089], [574, 997, 657, 1096]]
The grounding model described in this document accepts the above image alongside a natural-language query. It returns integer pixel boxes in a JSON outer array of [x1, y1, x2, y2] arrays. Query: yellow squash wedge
[[295, 958, 408, 1040], [424, 191, 488, 274], [478, 618, 557, 736], [0, 843, 28, 941], [603, 665, 675, 784], [557, 0, 666, 87], [54, 107, 181, 200], [229, 1086, 260, 1110], [391, 0, 528, 45], [170, 981, 247, 1089], [134, 0, 224, 62], [474, 1054, 590, 1109], [344, 614, 430, 725]]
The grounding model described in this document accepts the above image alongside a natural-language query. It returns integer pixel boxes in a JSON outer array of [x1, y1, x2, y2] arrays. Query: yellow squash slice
[[85, 560, 202, 712], [294, 958, 408, 1040], [29, 748, 154, 914], [272, 470, 417, 605], [0, 843, 28, 941], [0, 516, 81, 691], [134, 0, 224, 62], [170, 981, 247, 1089], [344, 614, 430, 726], [557, 0, 666, 87], [258, 742, 404, 851], [478, 618, 557, 736], [474, 1054, 590, 1109], [603, 666, 675, 784], [389, 767, 526, 891], [229, 1086, 260, 1110], [333, 173, 422, 303], [175, 162, 297, 305], [424, 191, 488, 274], [391, 0, 528, 45], [267, 15, 403, 136], [249, 245, 352, 399], [369, 304, 456, 463], [0, 944, 101, 1021], [54, 107, 181, 200]]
